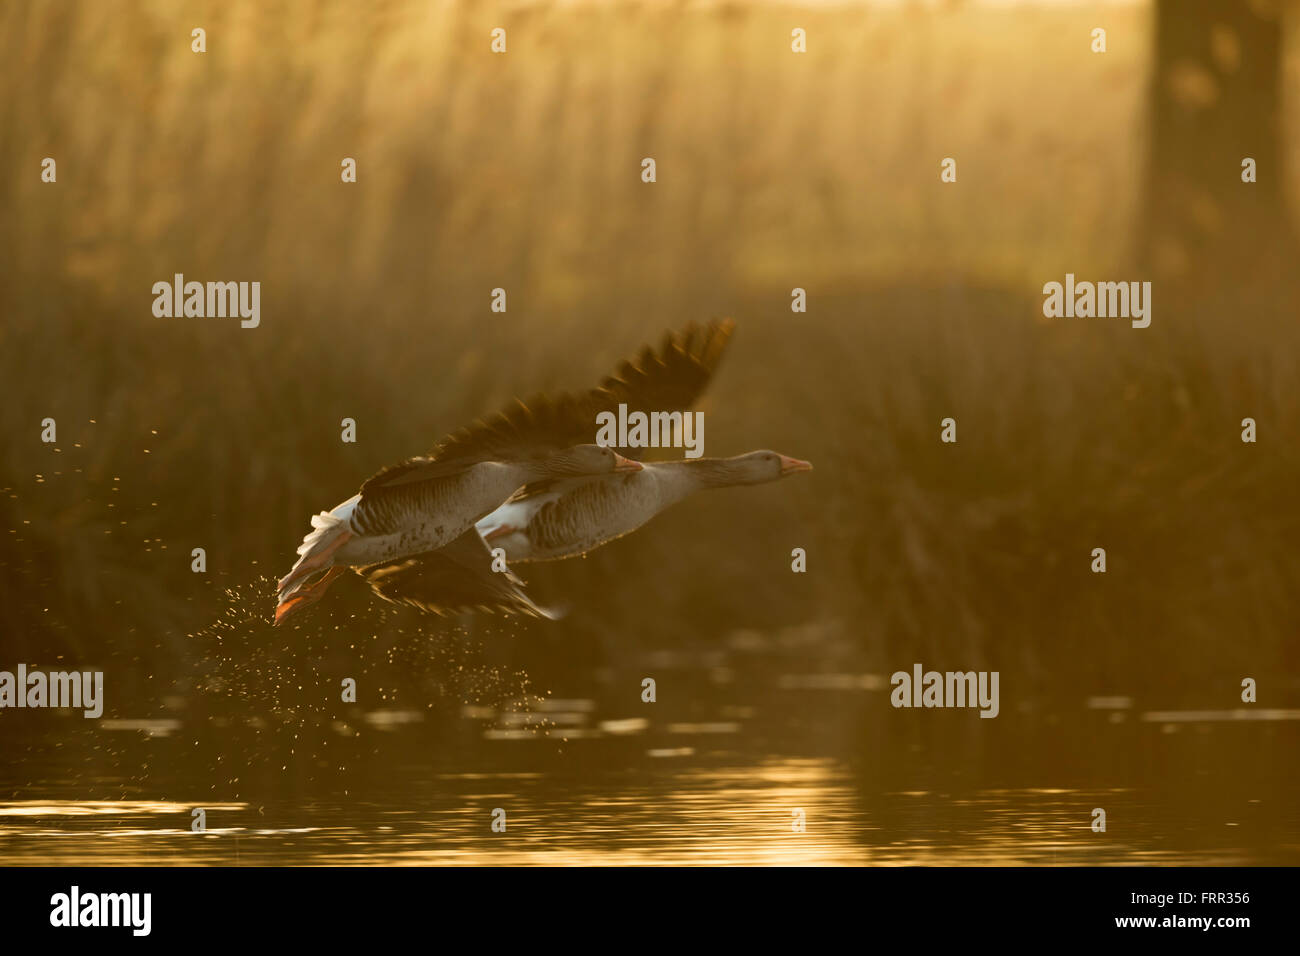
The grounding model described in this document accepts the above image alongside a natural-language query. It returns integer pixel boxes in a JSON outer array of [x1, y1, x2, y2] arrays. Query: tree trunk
[[1141, 0, 1294, 292]]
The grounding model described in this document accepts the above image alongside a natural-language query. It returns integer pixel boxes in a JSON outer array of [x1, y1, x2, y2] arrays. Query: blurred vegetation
[[1, 0, 1297, 719]]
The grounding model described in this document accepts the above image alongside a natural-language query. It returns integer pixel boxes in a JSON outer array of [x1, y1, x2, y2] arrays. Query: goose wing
[[504, 317, 738, 504], [591, 318, 736, 452], [356, 318, 734, 500], [359, 528, 557, 619], [430, 318, 734, 465]]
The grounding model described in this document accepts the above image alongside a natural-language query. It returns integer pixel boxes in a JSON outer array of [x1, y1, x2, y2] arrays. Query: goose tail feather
[[278, 496, 358, 600]]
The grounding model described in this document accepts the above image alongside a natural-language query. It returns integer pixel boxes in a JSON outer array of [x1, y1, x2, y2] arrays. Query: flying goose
[[275, 445, 640, 623], [477, 450, 812, 563], [274, 319, 736, 625]]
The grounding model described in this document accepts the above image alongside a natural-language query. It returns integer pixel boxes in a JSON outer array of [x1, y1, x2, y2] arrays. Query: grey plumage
[[275, 320, 738, 625]]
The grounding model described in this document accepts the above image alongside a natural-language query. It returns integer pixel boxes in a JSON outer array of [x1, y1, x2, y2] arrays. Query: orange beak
[[613, 453, 643, 473], [778, 455, 813, 476]]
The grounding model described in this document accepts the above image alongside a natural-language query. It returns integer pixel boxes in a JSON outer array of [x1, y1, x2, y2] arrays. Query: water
[[3, 675, 1297, 865]]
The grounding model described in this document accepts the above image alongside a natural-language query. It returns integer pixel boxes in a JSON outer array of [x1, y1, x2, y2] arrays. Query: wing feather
[[428, 318, 735, 467], [356, 319, 735, 497], [360, 528, 556, 619]]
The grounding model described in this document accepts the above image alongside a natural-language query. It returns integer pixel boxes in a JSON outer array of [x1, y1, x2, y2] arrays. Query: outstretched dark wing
[[357, 319, 735, 497], [594, 318, 736, 435], [430, 318, 735, 464], [359, 528, 556, 619]]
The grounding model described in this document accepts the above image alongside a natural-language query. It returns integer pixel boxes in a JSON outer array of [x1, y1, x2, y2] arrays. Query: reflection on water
[[0, 801, 244, 817], [3, 674, 1298, 865], [0, 768, 1282, 866], [1139, 709, 1300, 723]]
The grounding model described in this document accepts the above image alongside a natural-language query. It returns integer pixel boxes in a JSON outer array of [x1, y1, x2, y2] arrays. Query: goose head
[[540, 444, 643, 477], [707, 450, 813, 486]]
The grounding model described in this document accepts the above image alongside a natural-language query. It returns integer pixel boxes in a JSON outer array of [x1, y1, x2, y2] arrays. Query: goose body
[[276, 447, 640, 623], [479, 451, 812, 564], [287, 462, 520, 590], [479, 471, 677, 562], [333, 460, 560, 566]]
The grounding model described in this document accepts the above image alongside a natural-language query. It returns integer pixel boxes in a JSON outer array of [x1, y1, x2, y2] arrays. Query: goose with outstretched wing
[[274, 319, 737, 625]]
